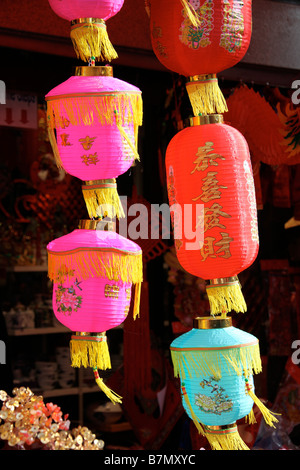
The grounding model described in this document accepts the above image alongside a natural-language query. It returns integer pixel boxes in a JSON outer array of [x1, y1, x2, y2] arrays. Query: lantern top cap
[[47, 229, 142, 255], [78, 219, 116, 232], [74, 66, 113, 77], [193, 316, 232, 330], [177, 114, 224, 130], [45, 74, 141, 100]]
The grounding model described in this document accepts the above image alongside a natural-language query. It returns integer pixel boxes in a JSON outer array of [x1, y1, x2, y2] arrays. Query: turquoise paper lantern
[[170, 317, 278, 450]]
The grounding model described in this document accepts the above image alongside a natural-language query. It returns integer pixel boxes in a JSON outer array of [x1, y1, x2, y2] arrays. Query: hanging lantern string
[[93, 368, 122, 404], [244, 378, 280, 428], [88, 56, 96, 67]]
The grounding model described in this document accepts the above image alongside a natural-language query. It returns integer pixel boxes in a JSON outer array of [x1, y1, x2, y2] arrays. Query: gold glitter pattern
[[0, 387, 104, 450]]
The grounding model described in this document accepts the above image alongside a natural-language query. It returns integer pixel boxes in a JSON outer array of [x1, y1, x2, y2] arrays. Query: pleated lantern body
[[46, 68, 143, 218], [170, 317, 278, 450], [47, 226, 143, 403], [48, 0, 124, 63], [149, 0, 252, 115], [166, 117, 259, 315]]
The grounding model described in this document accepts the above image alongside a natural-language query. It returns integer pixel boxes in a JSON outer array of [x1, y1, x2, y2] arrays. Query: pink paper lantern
[[48, 0, 124, 63], [46, 66, 143, 218], [47, 221, 143, 403], [48, 0, 124, 21]]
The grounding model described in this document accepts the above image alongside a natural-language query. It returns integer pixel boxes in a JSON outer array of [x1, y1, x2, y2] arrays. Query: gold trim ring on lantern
[[72, 332, 107, 343], [193, 316, 232, 330], [209, 276, 239, 286], [83, 179, 117, 187], [178, 114, 224, 130], [71, 18, 106, 28], [75, 65, 113, 77], [206, 276, 241, 291], [187, 74, 218, 85], [78, 219, 116, 231], [204, 423, 238, 435]]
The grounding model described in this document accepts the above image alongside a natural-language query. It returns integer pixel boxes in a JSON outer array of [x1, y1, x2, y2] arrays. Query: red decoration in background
[[122, 188, 169, 400], [225, 85, 300, 167], [123, 282, 152, 396]]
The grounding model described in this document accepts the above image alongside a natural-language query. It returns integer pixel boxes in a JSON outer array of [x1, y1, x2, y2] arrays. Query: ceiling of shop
[[0, 0, 299, 86]]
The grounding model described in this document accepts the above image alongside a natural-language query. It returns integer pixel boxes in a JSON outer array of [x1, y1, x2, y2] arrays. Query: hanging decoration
[[47, 220, 143, 403], [170, 316, 278, 450], [277, 104, 300, 160], [148, 0, 252, 115], [47, 0, 124, 63], [46, 65, 143, 219], [225, 84, 300, 166], [166, 115, 259, 315]]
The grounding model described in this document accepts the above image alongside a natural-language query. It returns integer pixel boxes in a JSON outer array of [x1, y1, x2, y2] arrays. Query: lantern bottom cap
[[206, 276, 247, 316], [203, 422, 249, 450], [204, 423, 237, 432]]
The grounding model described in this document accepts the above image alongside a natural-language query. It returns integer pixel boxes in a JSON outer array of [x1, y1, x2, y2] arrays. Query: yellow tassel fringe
[[204, 424, 249, 451], [48, 126, 64, 169], [186, 76, 228, 116], [133, 282, 141, 320], [82, 183, 125, 219], [182, 385, 205, 436], [206, 280, 247, 316], [47, 93, 143, 131], [47, 94, 142, 170], [171, 342, 262, 381], [70, 335, 111, 370], [70, 21, 118, 63], [93, 368, 122, 404], [116, 120, 140, 162], [245, 408, 256, 425], [48, 248, 143, 284]]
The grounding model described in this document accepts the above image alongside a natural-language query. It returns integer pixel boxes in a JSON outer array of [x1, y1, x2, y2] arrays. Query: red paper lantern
[[149, 0, 252, 115], [166, 115, 259, 315]]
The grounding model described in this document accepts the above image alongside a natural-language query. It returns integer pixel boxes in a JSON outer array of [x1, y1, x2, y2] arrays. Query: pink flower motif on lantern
[[55, 281, 82, 315]]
